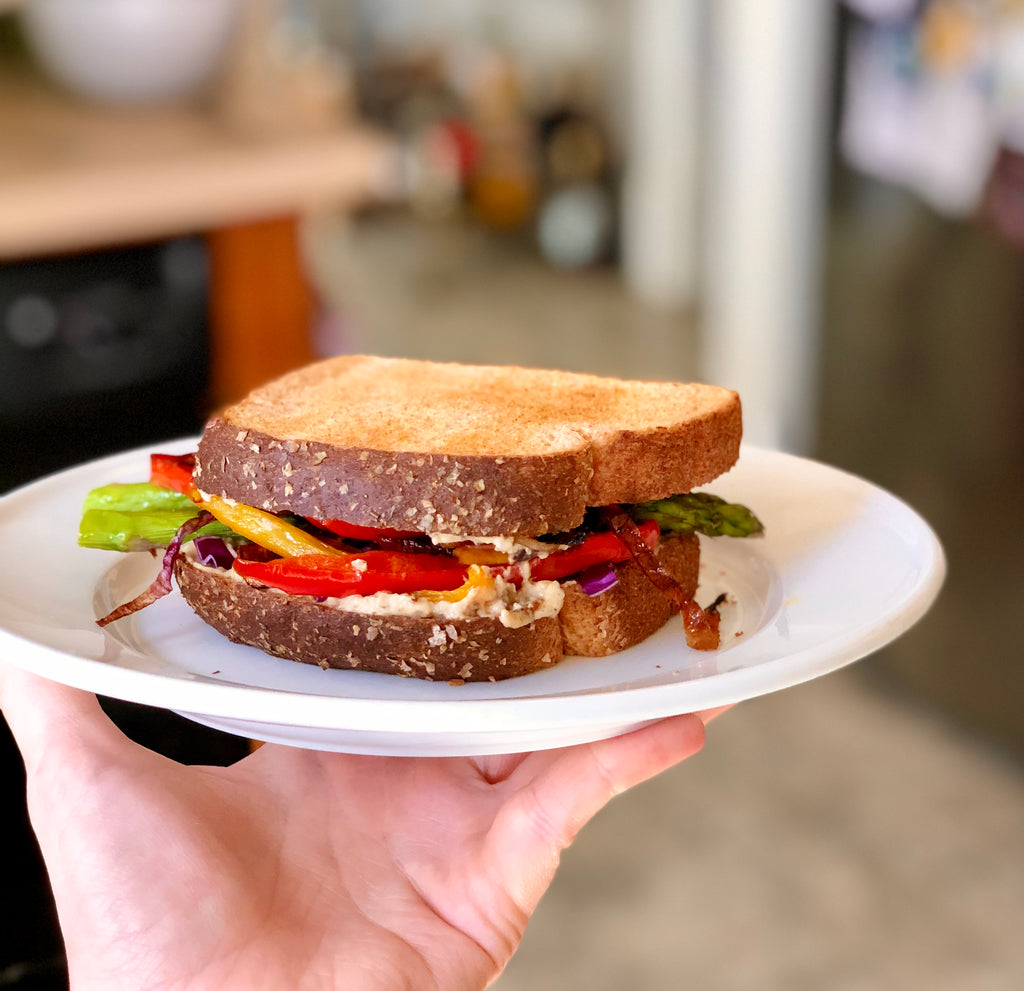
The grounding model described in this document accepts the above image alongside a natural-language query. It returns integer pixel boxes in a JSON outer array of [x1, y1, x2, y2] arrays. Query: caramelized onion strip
[[598, 505, 721, 651], [97, 511, 215, 627]]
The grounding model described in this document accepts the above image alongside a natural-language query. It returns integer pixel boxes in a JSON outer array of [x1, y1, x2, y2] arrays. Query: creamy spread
[[427, 531, 567, 561], [181, 544, 565, 628], [323, 573, 564, 628], [196, 489, 229, 504]]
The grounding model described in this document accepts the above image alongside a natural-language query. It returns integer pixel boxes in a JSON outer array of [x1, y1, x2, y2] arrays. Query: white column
[[702, 0, 835, 453], [620, 0, 703, 309]]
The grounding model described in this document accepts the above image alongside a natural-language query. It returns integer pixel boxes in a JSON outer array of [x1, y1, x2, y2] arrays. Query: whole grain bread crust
[[194, 356, 741, 537], [172, 532, 700, 682]]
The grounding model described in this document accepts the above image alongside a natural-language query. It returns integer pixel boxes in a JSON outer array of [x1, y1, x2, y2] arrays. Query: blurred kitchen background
[[0, 0, 1021, 988]]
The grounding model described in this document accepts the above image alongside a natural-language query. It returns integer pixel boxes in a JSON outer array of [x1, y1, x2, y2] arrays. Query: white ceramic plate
[[0, 442, 945, 756]]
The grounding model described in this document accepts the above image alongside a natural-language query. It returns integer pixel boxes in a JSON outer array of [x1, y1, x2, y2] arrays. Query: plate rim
[[0, 441, 947, 741]]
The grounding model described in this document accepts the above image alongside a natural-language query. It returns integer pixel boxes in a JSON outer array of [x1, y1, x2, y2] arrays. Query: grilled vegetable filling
[[82, 452, 763, 649]]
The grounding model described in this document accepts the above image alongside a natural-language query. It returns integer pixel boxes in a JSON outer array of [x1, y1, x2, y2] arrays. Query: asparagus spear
[[79, 483, 234, 551], [628, 492, 764, 538]]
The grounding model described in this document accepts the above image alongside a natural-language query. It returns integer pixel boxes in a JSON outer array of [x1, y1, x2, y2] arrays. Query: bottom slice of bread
[[173, 532, 700, 682]]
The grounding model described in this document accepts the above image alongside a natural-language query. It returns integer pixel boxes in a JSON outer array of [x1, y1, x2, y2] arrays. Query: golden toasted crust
[[194, 355, 741, 537], [172, 533, 700, 682]]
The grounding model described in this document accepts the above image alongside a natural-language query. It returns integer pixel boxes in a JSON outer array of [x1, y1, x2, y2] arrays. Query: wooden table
[[0, 61, 396, 404]]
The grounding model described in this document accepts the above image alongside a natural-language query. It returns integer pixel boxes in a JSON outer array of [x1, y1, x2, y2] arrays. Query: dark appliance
[[0, 239, 248, 989], [0, 237, 211, 493]]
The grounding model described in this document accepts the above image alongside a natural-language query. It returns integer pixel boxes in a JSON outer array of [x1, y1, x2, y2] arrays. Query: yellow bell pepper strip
[[419, 565, 495, 602], [451, 545, 510, 566], [193, 491, 348, 559]]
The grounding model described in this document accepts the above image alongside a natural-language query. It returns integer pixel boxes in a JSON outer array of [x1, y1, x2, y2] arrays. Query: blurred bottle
[[395, 67, 476, 223], [534, 70, 616, 269], [215, 0, 353, 136], [463, 53, 538, 232]]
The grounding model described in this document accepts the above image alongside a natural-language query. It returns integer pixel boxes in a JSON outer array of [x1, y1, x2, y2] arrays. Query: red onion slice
[[97, 511, 215, 627], [193, 534, 235, 569], [576, 562, 619, 596]]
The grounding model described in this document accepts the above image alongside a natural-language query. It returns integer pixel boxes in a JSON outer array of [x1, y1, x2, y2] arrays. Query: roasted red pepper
[[150, 453, 196, 495], [233, 550, 468, 599], [526, 520, 660, 582], [315, 519, 422, 541], [233, 521, 663, 598]]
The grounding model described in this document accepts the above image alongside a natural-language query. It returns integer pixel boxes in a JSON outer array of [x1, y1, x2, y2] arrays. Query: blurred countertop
[[0, 58, 396, 260]]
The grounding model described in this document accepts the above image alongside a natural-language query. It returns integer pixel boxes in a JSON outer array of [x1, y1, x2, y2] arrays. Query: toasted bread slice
[[194, 355, 741, 538], [173, 532, 700, 682]]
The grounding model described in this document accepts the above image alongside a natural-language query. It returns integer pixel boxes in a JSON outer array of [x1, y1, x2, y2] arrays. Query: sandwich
[[81, 355, 763, 683]]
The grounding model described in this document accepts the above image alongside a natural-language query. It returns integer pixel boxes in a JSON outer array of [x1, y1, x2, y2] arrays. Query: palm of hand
[[5, 669, 707, 991]]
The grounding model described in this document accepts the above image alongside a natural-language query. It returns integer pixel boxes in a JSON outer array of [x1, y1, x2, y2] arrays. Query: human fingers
[[490, 713, 706, 912], [0, 662, 128, 776], [697, 703, 735, 724], [475, 705, 732, 783], [522, 713, 706, 841]]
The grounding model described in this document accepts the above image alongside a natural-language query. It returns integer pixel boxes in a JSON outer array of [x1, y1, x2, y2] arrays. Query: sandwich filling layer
[[84, 450, 763, 661], [179, 543, 565, 628]]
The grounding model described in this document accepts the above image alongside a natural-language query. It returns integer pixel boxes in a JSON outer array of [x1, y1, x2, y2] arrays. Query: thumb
[[0, 662, 126, 776]]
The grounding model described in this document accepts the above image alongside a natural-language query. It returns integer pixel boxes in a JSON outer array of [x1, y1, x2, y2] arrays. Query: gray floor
[[498, 670, 1022, 991], [306, 191, 1023, 990]]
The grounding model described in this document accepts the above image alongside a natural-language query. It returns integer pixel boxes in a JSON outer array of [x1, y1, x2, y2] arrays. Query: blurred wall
[[818, 169, 1023, 757]]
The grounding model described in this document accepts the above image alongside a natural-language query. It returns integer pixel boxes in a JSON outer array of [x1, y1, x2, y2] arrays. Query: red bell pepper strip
[[233, 550, 468, 599], [315, 519, 423, 541], [232, 520, 662, 598], [419, 565, 495, 602], [526, 520, 660, 582], [150, 453, 196, 495]]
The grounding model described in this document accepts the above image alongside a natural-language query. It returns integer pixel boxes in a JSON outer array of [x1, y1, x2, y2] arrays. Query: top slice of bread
[[194, 355, 742, 537]]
